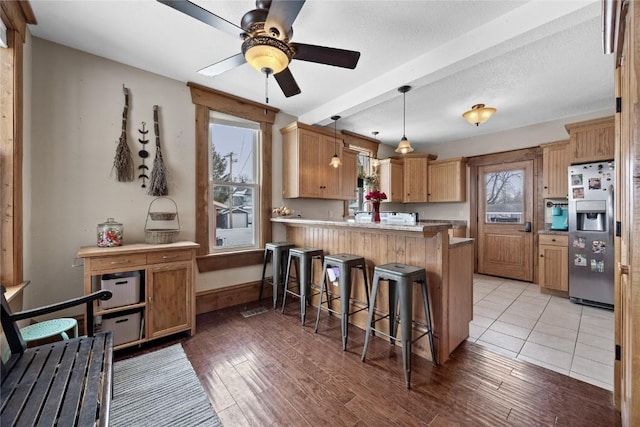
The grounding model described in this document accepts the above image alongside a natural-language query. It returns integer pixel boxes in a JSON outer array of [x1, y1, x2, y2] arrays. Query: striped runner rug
[[111, 344, 221, 426]]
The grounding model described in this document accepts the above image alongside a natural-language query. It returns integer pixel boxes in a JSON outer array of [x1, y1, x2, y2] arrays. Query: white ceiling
[[27, 0, 614, 149]]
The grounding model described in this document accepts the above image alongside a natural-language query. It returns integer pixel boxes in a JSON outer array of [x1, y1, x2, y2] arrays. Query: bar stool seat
[[361, 263, 436, 389], [315, 253, 370, 351], [260, 242, 295, 309], [282, 247, 324, 325]]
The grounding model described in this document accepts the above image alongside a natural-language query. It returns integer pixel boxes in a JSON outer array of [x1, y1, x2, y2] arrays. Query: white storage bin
[[101, 311, 142, 347], [100, 271, 140, 308]]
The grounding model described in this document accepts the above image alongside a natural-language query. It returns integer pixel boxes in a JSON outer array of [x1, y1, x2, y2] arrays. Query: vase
[[372, 201, 381, 222]]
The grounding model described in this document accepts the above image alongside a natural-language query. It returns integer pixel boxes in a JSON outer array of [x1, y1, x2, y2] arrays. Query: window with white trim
[[209, 112, 261, 252]]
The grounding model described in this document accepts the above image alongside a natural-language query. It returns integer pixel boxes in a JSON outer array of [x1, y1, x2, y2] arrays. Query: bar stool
[[260, 242, 295, 309], [282, 247, 324, 325], [361, 263, 436, 389], [314, 253, 370, 351]]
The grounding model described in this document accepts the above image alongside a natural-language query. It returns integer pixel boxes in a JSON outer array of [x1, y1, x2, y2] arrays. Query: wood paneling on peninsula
[[272, 217, 473, 364]]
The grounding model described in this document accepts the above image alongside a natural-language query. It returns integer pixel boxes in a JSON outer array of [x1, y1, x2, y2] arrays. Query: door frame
[[468, 147, 544, 281]]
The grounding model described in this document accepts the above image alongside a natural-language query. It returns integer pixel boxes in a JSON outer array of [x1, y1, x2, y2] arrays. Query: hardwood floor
[[116, 299, 621, 426]]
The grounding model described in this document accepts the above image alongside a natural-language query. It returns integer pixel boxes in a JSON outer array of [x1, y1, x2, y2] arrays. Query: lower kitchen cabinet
[[538, 234, 568, 293], [77, 241, 198, 350]]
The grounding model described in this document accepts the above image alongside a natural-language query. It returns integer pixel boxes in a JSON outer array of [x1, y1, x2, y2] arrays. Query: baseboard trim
[[195, 280, 271, 315]]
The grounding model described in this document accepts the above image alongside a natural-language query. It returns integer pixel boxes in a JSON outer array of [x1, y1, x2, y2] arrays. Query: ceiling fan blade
[[197, 53, 247, 76], [291, 43, 360, 69], [274, 68, 301, 98], [157, 0, 243, 39], [265, 0, 305, 37]]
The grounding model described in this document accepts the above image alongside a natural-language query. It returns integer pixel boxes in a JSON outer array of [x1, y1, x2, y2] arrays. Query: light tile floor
[[468, 274, 614, 390]]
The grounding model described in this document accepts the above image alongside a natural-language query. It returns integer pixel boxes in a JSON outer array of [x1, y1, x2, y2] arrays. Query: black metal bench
[[1, 286, 113, 426]]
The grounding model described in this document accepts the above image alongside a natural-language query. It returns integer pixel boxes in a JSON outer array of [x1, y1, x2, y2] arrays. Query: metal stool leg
[[282, 252, 295, 314], [420, 279, 437, 365], [314, 261, 329, 333], [259, 247, 270, 301], [361, 271, 380, 362], [299, 255, 309, 325], [338, 264, 352, 351], [398, 279, 414, 389], [388, 279, 398, 345], [272, 249, 286, 309]]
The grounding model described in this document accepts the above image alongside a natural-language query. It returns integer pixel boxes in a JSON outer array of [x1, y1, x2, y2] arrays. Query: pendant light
[[329, 115, 342, 168], [395, 85, 414, 154], [463, 103, 496, 126], [370, 131, 381, 168]]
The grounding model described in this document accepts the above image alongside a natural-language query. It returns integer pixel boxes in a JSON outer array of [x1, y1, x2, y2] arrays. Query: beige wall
[[23, 36, 613, 312]]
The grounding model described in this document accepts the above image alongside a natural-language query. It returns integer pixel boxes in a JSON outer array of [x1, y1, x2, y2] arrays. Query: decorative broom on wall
[[113, 85, 134, 182], [148, 105, 169, 196]]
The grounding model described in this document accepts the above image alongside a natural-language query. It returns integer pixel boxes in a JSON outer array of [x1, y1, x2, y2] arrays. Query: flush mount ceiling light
[[329, 115, 342, 168], [463, 104, 497, 126], [395, 86, 414, 154]]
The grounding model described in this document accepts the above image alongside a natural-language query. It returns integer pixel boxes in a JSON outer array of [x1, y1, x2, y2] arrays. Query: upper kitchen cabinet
[[393, 153, 436, 203], [427, 157, 467, 202], [378, 158, 404, 203], [541, 140, 570, 198], [565, 116, 615, 164], [281, 121, 356, 200]]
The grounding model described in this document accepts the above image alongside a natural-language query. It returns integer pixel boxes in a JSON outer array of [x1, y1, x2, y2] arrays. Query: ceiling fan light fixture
[[395, 85, 414, 154], [242, 36, 292, 74], [463, 103, 496, 126]]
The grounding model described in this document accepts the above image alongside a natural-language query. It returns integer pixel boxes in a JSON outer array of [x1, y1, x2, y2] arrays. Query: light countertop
[[271, 216, 451, 233]]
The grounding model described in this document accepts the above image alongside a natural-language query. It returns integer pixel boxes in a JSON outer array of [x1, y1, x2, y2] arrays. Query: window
[[209, 113, 260, 251], [484, 169, 524, 223], [189, 82, 277, 272]]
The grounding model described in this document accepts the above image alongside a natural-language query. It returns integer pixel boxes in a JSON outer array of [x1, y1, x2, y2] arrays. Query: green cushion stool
[[3, 318, 78, 360]]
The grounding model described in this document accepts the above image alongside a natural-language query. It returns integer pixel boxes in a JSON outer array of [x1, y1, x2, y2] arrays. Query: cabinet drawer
[[91, 254, 147, 271], [147, 250, 192, 264], [539, 234, 568, 246]]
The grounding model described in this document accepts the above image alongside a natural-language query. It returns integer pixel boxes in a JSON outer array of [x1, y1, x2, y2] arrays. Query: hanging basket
[[144, 197, 180, 244]]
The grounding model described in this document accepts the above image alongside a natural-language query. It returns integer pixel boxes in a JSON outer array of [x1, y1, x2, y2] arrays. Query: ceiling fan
[[158, 0, 361, 98]]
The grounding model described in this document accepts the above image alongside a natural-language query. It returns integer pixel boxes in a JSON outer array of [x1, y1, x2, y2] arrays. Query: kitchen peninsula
[[272, 217, 473, 364]]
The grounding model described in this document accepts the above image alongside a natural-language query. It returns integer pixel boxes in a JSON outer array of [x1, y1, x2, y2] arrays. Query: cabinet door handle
[[162, 255, 177, 259], [110, 260, 128, 265], [551, 238, 556, 242], [540, 254, 544, 258]]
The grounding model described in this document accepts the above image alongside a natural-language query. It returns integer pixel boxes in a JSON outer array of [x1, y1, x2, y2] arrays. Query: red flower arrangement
[[365, 189, 387, 202]]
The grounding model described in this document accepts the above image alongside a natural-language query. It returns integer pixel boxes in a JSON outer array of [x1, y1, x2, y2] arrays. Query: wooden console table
[[77, 242, 199, 350]]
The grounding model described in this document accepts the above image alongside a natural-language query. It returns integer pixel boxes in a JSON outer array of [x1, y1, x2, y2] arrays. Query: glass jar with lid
[[97, 218, 123, 247]]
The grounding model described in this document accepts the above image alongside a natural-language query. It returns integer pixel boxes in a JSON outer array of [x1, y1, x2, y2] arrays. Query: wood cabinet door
[[428, 158, 466, 202], [566, 117, 615, 164], [298, 129, 323, 198], [147, 262, 192, 339], [403, 157, 428, 202], [539, 244, 568, 291], [378, 159, 403, 202], [321, 135, 342, 198], [542, 141, 570, 198]]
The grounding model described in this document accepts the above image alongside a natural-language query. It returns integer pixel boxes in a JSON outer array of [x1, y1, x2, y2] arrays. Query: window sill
[[196, 249, 264, 272]]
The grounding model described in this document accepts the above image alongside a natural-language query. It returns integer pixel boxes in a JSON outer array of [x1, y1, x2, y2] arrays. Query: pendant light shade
[[330, 115, 342, 168], [463, 104, 496, 126], [395, 86, 414, 154]]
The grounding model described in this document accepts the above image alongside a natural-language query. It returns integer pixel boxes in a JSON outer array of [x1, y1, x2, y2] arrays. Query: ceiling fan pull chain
[[264, 69, 271, 115]]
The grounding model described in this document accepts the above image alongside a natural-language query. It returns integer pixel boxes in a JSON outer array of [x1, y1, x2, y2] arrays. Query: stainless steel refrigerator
[[567, 161, 615, 309]]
